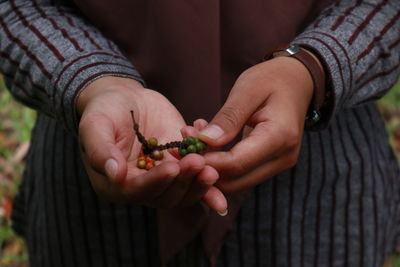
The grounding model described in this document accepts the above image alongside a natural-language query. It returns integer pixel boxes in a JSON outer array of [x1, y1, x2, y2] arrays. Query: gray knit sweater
[[0, 0, 400, 266]]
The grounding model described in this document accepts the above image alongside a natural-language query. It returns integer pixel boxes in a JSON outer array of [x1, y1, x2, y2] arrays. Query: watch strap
[[288, 47, 325, 111]]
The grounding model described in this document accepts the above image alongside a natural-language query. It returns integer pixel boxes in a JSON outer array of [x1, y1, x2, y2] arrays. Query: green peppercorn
[[179, 148, 188, 157], [184, 136, 197, 147], [182, 137, 189, 147], [187, 144, 197, 153], [189, 136, 197, 144], [195, 142, 206, 153], [148, 137, 158, 147]]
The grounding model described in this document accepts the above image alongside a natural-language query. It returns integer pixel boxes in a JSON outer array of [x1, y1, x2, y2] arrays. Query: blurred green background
[[0, 76, 400, 267]]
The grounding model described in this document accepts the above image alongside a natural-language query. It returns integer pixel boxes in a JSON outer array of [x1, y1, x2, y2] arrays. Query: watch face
[[286, 45, 301, 55], [272, 45, 301, 58]]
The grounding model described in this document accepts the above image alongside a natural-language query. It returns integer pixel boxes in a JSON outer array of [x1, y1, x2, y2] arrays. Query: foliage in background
[[379, 81, 400, 160], [0, 75, 399, 266], [0, 76, 35, 267]]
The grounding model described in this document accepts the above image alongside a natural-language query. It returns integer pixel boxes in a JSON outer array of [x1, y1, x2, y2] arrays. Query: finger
[[122, 161, 180, 202], [180, 119, 208, 139], [180, 126, 199, 139], [203, 121, 288, 178], [152, 154, 205, 208], [193, 119, 208, 131], [179, 165, 219, 206], [202, 186, 228, 216], [79, 113, 128, 183], [198, 81, 266, 146], [80, 154, 115, 199], [216, 151, 298, 194]]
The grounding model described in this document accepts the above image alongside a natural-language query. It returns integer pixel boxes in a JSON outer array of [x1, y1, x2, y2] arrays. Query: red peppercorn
[[145, 162, 155, 170], [145, 156, 154, 164]]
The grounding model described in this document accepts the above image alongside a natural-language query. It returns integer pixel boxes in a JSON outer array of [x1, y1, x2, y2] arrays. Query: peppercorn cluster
[[178, 136, 207, 157], [131, 110, 207, 170], [136, 137, 164, 170], [136, 136, 208, 170]]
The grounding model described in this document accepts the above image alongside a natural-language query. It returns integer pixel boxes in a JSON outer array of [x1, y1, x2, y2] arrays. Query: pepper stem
[[130, 110, 182, 153]]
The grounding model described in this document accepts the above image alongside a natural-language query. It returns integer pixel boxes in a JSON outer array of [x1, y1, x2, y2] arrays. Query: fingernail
[[218, 209, 228, 217], [200, 125, 224, 140], [105, 159, 118, 181]]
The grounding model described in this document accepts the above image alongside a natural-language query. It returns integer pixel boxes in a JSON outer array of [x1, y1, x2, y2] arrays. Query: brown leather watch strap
[[290, 48, 326, 111], [268, 44, 326, 113]]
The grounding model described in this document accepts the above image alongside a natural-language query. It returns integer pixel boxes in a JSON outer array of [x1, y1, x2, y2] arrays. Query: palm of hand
[[120, 89, 187, 176], [79, 86, 217, 207]]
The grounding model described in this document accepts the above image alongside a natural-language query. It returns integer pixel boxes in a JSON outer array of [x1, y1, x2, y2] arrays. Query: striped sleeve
[[0, 0, 144, 133], [292, 0, 400, 129]]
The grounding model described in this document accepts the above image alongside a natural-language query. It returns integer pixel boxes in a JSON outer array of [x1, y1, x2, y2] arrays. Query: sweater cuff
[[50, 52, 144, 134], [292, 31, 353, 130]]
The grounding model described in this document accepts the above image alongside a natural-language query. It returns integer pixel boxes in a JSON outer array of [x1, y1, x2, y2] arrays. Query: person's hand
[[189, 56, 317, 193], [77, 76, 227, 214]]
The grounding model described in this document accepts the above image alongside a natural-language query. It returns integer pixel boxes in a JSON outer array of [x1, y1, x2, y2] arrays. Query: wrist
[[77, 76, 144, 116], [266, 44, 326, 128], [269, 56, 315, 112]]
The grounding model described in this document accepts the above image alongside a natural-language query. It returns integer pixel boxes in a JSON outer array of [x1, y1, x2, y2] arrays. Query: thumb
[[79, 113, 128, 183], [199, 93, 258, 146]]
